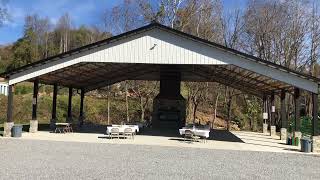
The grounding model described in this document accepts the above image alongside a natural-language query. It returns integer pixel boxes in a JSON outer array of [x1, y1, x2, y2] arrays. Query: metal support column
[[280, 90, 287, 128], [50, 84, 58, 130], [294, 88, 301, 132], [79, 89, 85, 127], [262, 95, 268, 134], [7, 85, 13, 123], [312, 93, 319, 136], [280, 90, 287, 140], [270, 93, 275, 126], [4, 85, 14, 137], [67, 87, 73, 122], [270, 92, 276, 136], [30, 80, 39, 133], [32, 80, 39, 120]]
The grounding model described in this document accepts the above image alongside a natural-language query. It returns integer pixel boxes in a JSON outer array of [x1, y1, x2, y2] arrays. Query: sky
[[0, 0, 247, 45]]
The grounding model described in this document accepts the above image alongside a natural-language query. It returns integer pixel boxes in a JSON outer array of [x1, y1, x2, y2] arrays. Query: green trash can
[[301, 138, 312, 153], [294, 137, 300, 146], [11, 125, 23, 137], [292, 137, 295, 146]]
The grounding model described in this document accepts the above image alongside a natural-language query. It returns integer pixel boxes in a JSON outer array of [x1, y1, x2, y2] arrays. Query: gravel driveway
[[0, 139, 319, 180]]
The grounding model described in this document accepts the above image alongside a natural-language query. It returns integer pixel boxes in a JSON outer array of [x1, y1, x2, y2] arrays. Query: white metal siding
[[84, 29, 227, 65], [0, 83, 8, 96]]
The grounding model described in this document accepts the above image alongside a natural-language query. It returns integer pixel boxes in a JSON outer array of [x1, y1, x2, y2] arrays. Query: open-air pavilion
[[1, 23, 320, 152]]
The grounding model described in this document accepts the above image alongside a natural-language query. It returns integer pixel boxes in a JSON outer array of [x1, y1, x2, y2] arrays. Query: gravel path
[[0, 139, 319, 180]]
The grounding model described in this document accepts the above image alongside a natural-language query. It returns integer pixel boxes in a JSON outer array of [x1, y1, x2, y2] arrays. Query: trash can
[[294, 137, 300, 146], [291, 137, 295, 146], [301, 138, 312, 153], [287, 137, 292, 145], [11, 125, 23, 137]]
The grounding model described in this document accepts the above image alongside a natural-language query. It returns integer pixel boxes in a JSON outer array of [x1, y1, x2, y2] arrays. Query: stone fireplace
[[152, 66, 186, 129]]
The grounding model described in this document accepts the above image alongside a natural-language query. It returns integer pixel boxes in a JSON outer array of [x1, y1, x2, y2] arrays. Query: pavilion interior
[[29, 62, 296, 97]]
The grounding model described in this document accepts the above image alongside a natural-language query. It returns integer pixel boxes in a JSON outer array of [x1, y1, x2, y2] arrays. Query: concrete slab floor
[[3, 130, 317, 155]]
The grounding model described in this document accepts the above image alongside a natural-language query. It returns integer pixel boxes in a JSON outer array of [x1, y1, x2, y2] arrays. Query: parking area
[[0, 137, 319, 180]]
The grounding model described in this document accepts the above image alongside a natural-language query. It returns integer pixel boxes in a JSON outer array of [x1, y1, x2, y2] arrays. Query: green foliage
[[301, 116, 312, 137], [237, 97, 262, 131], [8, 28, 39, 70], [288, 116, 312, 137], [14, 84, 33, 95]]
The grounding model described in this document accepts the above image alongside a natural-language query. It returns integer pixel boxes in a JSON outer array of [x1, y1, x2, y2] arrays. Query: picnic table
[[54, 123, 73, 133], [179, 128, 210, 138], [106, 125, 139, 135]]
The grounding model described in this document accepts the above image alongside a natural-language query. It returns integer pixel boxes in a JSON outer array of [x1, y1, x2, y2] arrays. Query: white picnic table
[[54, 123, 73, 133], [106, 125, 139, 134], [179, 128, 210, 138]]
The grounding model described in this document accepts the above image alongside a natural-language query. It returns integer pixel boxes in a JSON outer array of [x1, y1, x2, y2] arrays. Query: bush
[[14, 84, 33, 95], [288, 116, 312, 137], [301, 116, 312, 137]]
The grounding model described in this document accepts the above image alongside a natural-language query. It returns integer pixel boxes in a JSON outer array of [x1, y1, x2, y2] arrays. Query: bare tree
[[186, 82, 207, 124], [57, 13, 72, 53], [0, 0, 9, 27], [103, 0, 143, 34], [130, 81, 158, 122], [125, 81, 130, 122]]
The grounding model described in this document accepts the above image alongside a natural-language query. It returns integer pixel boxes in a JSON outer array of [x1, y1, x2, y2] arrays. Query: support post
[[262, 95, 268, 135], [312, 93, 319, 136], [79, 89, 85, 127], [4, 85, 14, 137], [280, 90, 287, 140], [50, 84, 58, 130], [312, 92, 320, 153], [270, 92, 276, 137], [30, 80, 39, 133], [67, 87, 73, 123], [294, 88, 301, 139]]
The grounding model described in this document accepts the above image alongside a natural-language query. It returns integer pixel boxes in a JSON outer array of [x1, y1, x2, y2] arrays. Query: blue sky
[[0, 0, 246, 45]]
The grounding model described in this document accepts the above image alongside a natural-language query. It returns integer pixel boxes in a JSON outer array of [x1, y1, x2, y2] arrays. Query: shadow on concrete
[[77, 124, 108, 134], [168, 138, 196, 144], [139, 128, 244, 143], [278, 142, 287, 145], [243, 142, 284, 149], [283, 148, 301, 152], [239, 137, 280, 144], [210, 129, 244, 143], [234, 132, 276, 139], [2, 123, 243, 143]]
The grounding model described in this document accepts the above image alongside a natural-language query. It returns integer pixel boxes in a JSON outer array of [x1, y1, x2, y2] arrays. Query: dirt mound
[[194, 111, 240, 131]]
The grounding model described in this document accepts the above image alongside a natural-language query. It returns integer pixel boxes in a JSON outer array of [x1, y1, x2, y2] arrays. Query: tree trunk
[[107, 94, 110, 125], [193, 103, 198, 124], [227, 96, 232, 131], [125, 81, 129, 122], [140, 96, 144, 121], [59, 37, 63, 53], [213, 92, 220, 128]]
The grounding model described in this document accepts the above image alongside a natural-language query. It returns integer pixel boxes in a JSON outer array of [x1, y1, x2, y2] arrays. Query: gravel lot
[[0, 139, 319, 180]]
